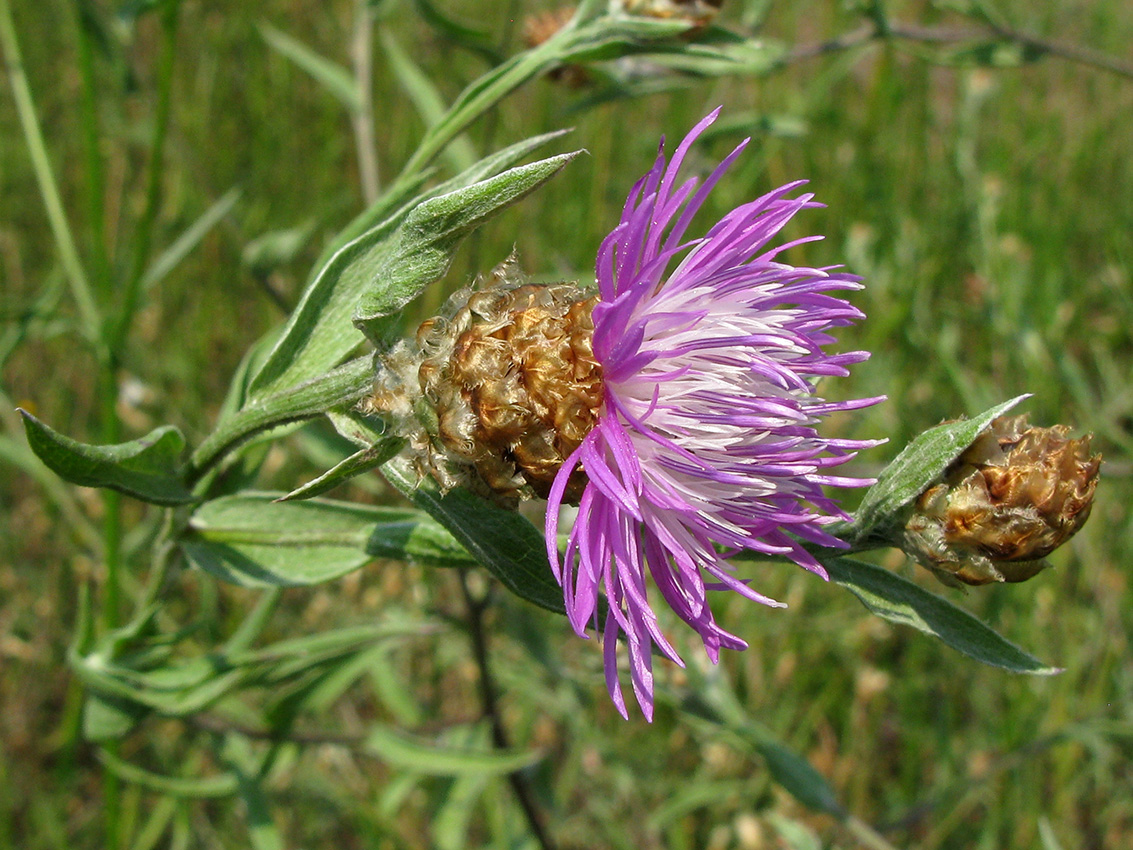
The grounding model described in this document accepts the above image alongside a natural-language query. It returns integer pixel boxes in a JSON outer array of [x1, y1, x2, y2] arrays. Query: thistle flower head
[[370, 110, 881, 719], [544, 109, 882, 718], [903, 415, 1101, 587]]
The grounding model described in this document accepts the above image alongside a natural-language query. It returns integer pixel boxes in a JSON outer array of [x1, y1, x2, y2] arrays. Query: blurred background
[[2, 1, 1131, 847]]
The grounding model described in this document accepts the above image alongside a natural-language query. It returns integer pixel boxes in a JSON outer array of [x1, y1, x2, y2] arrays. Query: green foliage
[[246, 134, 576, 400], [822, 557, 1057, 674], [2, 0, 1131, 848], [841, 394, 1029, 546], [382, 459, 569, 615], [19, 411, 193, 505], [183, 492, 471, 586], [350, 150, 581, 348]]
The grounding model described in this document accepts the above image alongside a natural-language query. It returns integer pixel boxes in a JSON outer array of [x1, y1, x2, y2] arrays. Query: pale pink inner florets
[[545, 108, 883, 720]]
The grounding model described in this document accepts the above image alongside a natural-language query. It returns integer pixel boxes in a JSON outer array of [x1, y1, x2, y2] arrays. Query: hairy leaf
[[19, 410, 192, 505], [843, 395, 1029, 546], [351, 150, 580, 348], [382, 459, 567, 614], [824, 556, 1058, 674], [182, 492, 470, 586], [247, 134, 574, 401], [279, 436, 405, 501]]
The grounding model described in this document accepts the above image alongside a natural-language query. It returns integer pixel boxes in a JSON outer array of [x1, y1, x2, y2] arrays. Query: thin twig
[[351, 0, 380, 204], [111, 5, 180, 354], [783, 19, 1133, 81], [784, 23, 877, 63], [889, 23, 1133, 80], [458, 571, 558, 850]]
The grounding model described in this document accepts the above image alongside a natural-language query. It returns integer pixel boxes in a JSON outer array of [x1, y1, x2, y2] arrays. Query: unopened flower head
[[903, 414, 1101, 587], [370, 109, 882, 719]]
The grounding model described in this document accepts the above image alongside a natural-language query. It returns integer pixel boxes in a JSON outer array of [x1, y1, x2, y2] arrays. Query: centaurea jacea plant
[[373, 109, 884, 718]]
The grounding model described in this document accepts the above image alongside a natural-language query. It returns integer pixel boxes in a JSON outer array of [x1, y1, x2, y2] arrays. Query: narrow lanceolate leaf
[[258, 22, 361, 111], [843, 395, 1029, 546], [823, 557, 1059, 675], [752, 738, 846, 819], [141, 188, 242, 291], [351, 151, 581, 348], [278, 436, 405, 501], [382, 458, 567, 614], [182, 492, 471, 586], [247, 133, 574, 402], [363, 724, 542, 776], [674, 667, 847, 820], [19, 410, 193, 505], [99, 750, 240, 798]]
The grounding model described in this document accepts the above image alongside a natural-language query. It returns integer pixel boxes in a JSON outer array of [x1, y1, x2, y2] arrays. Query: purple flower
[[544, 109, 883, 720]]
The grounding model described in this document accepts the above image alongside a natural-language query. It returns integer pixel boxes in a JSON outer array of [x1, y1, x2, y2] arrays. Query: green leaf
[[19, 410, 193, 505], [182, 492, 471, 586], [750, 736, 845, 819], [83, 692, 149, 742], [72, 620, 429, 720], [142, 188, 241, 291], [327, 408, 390, 448], [99, 749, 240, 798], [278, 436, 405, 501], [365, 511, 477, 569], [823, 556, 1059, 675], [246, 132, 573, 401], [382, 458, 567, 614], [381, 30, 478, 173], [410, 0, 499, 63], [586, 33, 785, 77], [190, 355, 373, 477], [673, 668, 846, 820], [219, 735, 286, 850], [351, 150, 580, 348], [258, 22, 361, 111], [842, 395, 1029, 546], [433, 773, 489, 850], [363, 723, 542, 776], [182, 493, 407, 586]]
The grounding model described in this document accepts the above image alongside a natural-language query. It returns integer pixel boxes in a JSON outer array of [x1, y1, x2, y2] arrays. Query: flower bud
[[902, 415, 1101, 586], [366, 255, 600, 507]]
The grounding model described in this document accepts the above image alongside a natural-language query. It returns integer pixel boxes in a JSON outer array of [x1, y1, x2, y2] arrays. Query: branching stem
[[458, 571, 557, 850]]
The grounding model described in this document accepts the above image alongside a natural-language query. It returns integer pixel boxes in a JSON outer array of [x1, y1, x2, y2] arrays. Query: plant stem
[[351, 0, 380, 204], [784, 19, 1133, 81], [73, 4, 110, 290], [0, 0, 101, 342], [110, 5, 179, 355], [457, 572, 556, 850], [843, 816, 902, 850]]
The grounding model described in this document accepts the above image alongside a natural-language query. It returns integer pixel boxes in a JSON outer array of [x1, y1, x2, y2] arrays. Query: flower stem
[[457, 571, 557, 850], [109, 5, 179, 355], [0, 0, 101, 342], [351, 0, 380, 204], [72, 5, 110, 291]]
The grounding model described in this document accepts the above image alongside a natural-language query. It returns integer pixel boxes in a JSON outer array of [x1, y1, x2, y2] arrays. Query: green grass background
[[2, 0, 1131, 847]]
